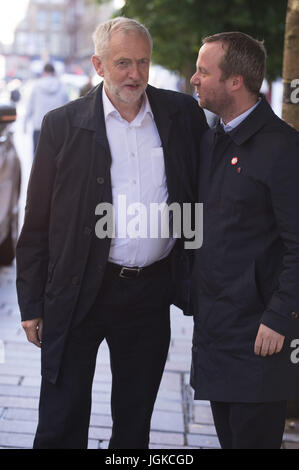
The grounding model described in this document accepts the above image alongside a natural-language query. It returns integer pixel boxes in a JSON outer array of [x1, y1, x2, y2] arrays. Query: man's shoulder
[[259, 111, 299, 149], [43, 90, 97, 128], [45, 94, 89, 117], [268, 114, 299, 136], [252, 97, 297, 138]]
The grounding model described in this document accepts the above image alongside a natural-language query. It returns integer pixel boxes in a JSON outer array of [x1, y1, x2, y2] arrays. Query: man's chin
[[119, 89, 145, 104], [197, 99, 206, 110], [198, 99, 213, 113]]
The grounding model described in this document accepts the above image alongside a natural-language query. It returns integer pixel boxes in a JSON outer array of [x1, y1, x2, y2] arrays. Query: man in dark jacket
[[190, 32, 299, 449], [16, 17, 207, 449]]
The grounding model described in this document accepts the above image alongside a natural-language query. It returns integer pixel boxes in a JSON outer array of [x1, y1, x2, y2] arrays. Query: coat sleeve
[[260, 134, 299, 337], [16, 113, 58, 321]]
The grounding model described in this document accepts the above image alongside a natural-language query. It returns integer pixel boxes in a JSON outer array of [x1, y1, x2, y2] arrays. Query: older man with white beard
[[16, 17, 208, 449]]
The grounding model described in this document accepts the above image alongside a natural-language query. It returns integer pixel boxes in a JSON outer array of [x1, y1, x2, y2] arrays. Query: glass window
[[50, 34, 62, 55], [52, 11, 63, 29], [37, 11, 48, 30], [15, 32, 27, 46]]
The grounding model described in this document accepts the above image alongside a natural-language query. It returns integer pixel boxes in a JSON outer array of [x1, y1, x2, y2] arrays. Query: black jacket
[[190, 96, 299, 402], [16, 83, 208, 384]]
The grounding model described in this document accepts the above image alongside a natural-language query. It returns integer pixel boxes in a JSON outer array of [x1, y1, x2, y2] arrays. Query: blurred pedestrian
[[10, 88, 21, 104], [79, 75, 93, 97], [190, 32, 299, 449], [8, 79, 22, 107], [16, 17, 207, 449], [24, 63, 69, 153]]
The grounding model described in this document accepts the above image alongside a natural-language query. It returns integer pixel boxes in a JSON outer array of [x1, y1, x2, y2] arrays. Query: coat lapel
[[146, 85, 176, 151], [210, 121, 233, 176], [146, 85, 179, 203], [70, 82, 112, 163], [209, 96, 272, 176], [69, 82, 112, 203]]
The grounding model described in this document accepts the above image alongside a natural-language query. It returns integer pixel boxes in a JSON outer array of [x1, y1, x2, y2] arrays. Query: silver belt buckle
[[119, 266, 142, 279]]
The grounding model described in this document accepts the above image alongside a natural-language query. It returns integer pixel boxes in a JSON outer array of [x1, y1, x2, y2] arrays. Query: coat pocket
[[202, 261, 265, 343]]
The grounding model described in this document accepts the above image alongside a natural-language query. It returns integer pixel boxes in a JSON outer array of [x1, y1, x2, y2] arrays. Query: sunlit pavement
[[0, 100, 298, 449]]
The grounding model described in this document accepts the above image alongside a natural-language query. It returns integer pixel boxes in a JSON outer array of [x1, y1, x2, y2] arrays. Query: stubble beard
[[105, 78, 146, 106], [200, 90, 233, 119]]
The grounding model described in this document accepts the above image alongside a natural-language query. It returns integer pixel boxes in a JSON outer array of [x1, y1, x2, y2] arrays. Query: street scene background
[[0, 0, 299, 449]]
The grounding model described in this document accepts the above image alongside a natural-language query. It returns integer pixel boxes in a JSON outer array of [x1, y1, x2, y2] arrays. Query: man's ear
[[91, 55, 104, 78], [230, 75, 243, 91]]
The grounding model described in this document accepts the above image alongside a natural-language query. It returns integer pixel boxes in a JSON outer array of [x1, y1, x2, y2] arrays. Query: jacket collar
[[70, 82, 102, 132], [69, 82, 108, 148], [69, 81, 180, 159], [146, 84, 179, 150], [226, 95, 277, 146], [70, 81, 179, 133]]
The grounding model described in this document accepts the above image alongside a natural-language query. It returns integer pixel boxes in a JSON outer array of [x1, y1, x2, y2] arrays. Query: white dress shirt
[[102, 86, 176, 267]]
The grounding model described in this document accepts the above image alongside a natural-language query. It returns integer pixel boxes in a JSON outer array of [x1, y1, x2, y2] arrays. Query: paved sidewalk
[[0, 264, 299, 449]]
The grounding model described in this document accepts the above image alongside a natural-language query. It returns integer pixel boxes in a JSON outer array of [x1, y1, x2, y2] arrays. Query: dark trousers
[[33, 261, 172, 449], [210, 401, 287, 449]]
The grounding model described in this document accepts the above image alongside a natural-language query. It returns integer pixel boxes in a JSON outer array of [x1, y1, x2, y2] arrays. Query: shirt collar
[[102, 85, 153, 126], [221, 98, 262, 132]]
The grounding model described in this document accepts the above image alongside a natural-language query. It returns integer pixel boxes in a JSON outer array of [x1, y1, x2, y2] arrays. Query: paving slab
[[187, 433, 221, 449], [4, 408, 38, 422], [0, 432, 34, 449], [150, 431, 185, 447]]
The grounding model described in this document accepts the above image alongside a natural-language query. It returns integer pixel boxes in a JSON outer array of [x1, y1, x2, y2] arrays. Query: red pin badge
[[231, 157, 239, 166]]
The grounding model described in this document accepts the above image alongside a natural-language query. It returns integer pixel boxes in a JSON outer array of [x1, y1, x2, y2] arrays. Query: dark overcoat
[[190, 97, 299, 402], [16, 83, 207, 384]]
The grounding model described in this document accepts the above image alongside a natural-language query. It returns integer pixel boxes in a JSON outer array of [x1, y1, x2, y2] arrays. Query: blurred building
[[67, 0, 114, 74], [0, 0, 115, 80], [13, 0, 67, 60]]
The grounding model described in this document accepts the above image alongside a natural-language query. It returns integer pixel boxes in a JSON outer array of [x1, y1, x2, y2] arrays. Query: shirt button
[[292, 312, 298, 319], [97, 177, 105, 185]]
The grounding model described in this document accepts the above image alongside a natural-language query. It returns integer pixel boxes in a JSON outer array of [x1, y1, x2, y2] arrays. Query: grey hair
[[92, 17, 153, 60]]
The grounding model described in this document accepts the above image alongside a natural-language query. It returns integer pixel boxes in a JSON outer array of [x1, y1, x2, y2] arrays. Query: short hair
[[43, 63, 55, 74], [92, 16, 153, 60], [203, 32, 267, 96]]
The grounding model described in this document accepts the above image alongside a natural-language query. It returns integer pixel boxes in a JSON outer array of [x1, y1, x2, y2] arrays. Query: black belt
[[106, 256, 170, 279]]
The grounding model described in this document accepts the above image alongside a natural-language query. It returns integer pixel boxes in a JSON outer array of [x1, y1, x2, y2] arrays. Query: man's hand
[[21, 318, 43, 348], [254, 324, 285, 357]]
